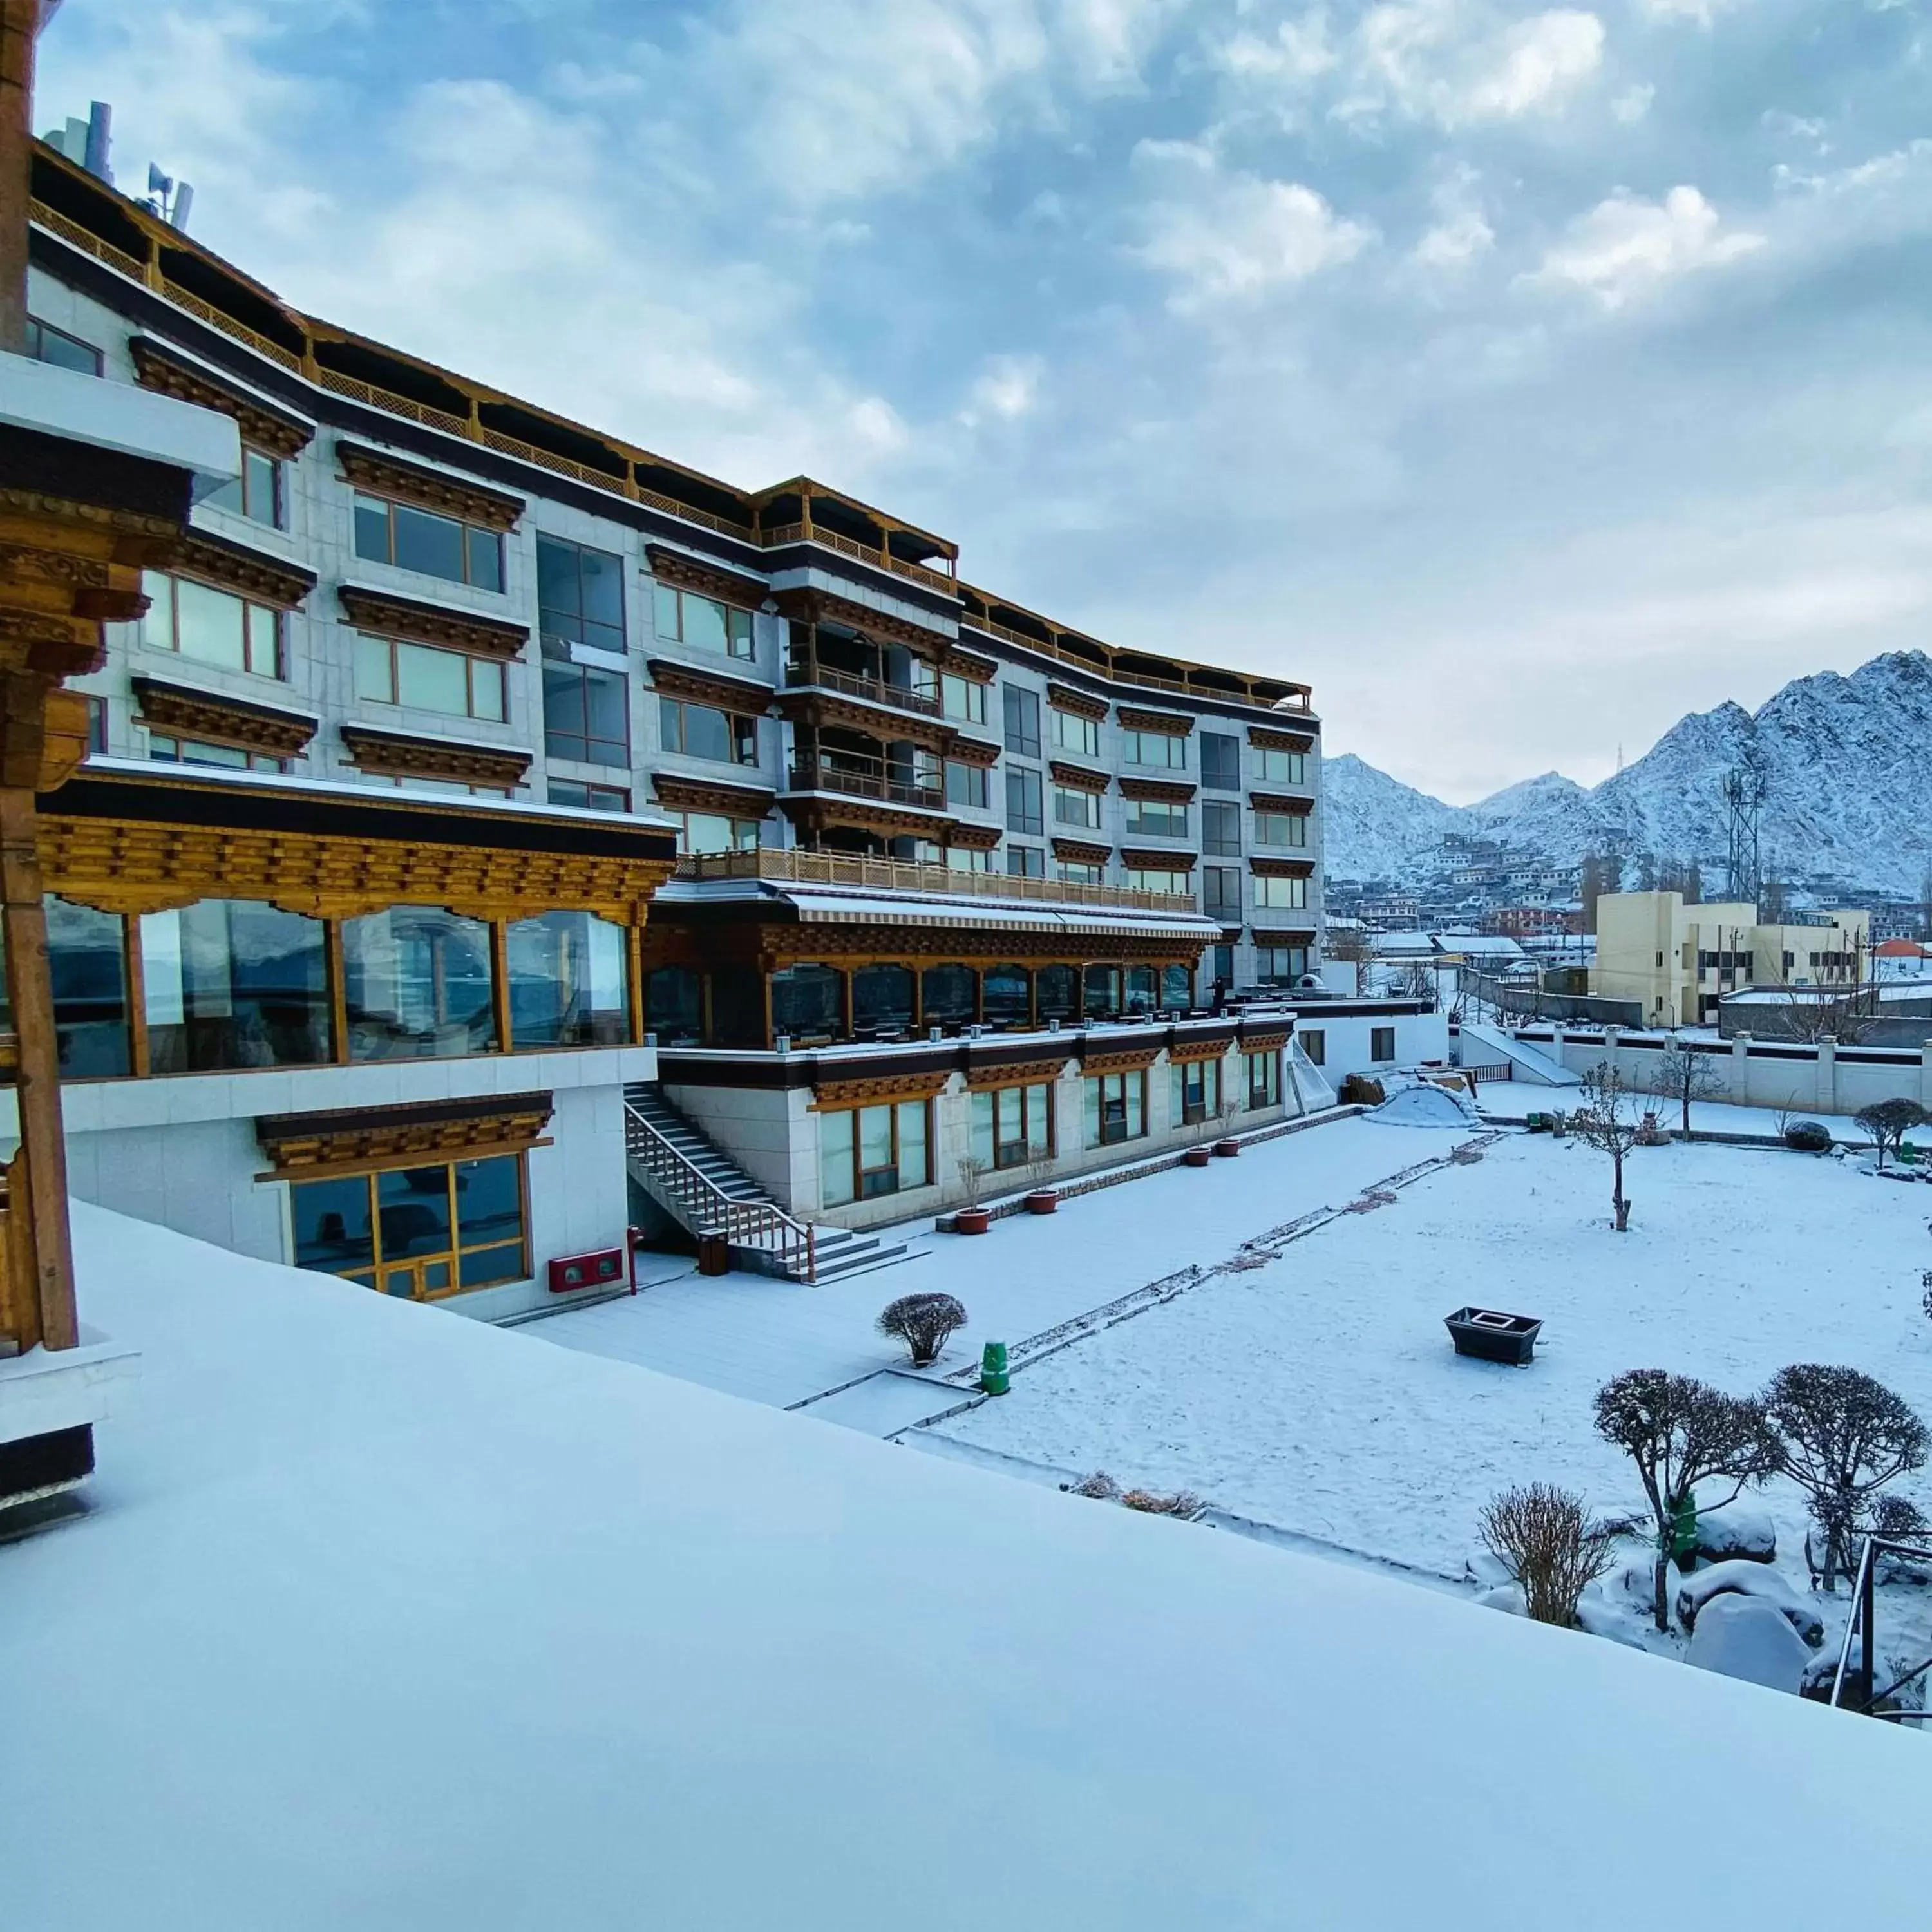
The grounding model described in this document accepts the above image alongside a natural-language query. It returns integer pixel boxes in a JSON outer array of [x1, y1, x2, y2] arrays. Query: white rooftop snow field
[[1, 1202, 1927, 1930]]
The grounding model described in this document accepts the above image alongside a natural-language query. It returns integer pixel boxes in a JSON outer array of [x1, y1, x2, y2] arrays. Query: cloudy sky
[[35, 1, 1932, 801]]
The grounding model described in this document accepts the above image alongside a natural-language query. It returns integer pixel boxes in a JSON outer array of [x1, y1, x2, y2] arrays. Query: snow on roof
[[6, 1204, 1927, 1929]]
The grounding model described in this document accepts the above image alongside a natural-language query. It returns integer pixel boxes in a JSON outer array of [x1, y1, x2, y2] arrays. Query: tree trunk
[[1653, 1550, 1670, 1633], [1611, 1150, 1629, 1231], [1681, 1088, 1691, 1135]]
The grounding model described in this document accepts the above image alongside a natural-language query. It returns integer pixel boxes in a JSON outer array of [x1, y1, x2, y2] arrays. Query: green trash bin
[[1667, 1490, 1698, 1569], [980, 1340, 1010, 1397]]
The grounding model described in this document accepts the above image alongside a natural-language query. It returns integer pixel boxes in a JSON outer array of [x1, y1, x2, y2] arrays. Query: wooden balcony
[[784, 650, 943, 721], [786, 753, 946, 812]]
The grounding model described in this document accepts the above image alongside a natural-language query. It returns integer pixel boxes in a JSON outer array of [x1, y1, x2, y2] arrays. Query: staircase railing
[[1828, 1533, 1932, 1721], [623, 1099, 817, 1283]]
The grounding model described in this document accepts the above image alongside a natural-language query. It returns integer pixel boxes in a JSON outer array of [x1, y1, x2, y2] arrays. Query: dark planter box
[[1182, 1146, 1213, 1167], [952, 1207, 991, 1235], [1213, 1139, 1241, 1158], [1445, 1307, 1542, 1365], [1024, 1190, 1059, 1214]]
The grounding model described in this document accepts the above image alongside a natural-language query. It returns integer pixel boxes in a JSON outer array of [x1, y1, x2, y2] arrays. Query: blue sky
[[35, 1, 1932, 800]]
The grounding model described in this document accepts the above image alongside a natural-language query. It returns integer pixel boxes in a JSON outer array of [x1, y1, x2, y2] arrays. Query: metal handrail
[[623, 1100, 817, 1283], [1829, 1533, 1932, 1718]]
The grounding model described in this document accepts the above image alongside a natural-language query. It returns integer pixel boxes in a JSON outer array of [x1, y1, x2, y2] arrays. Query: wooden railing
[[788, 755, 946, 811], [623, 1101, 815, 1283], [677, 844, 1200, 916], [0, 1146, 34, 1355], [761, 518, 956, 594], [784, 652, 943, 720]]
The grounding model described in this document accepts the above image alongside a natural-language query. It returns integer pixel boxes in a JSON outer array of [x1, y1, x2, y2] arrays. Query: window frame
[[140, 570, 284, 679], [943, 674, 989, 724], [1253, 873, 1309, 911], [1050, 708, 1101, 758], [539, 533, 629, 656], [819, 1097, 932, 1206], [1052, 784, 1101, 831], [353, 491, 504, 592], [26, 315, 101, 375], [1256, 746, 1306, 786], [658, 692, 757, 766], [970, 1082, 1056, 1170], [1003, 683, 1041, 757], [1007, 765, 1045, 835], [1122, 729, 1187, 770], [945, 760, 990, 810], [357, 630, 506, 724], [547, 779, 632, 813], [542, 660, 632, 766], [1123, 797, 1188, 839], [1245, 1050, 1282, 1108], [1084, 1068, 1147, 1148], [652, 582, 753, 661], [1370, 1026, 1397, 1063], [1253, 810, 1307, 849]]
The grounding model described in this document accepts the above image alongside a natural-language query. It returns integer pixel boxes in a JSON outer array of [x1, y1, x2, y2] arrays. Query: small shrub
[[1121, 1487, 1202, 1517], [1479, 1483, 1623, 1627], [876, 1292, 967, 1367], [1855, 1098, 1929, 1171], [1068, 1470, 1120, 1500], [1784, 1120, 1832, 1154]]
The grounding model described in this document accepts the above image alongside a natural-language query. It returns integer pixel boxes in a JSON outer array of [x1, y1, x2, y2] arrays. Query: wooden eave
[[775, 686, 948, 750], [1117, 705, 1193, 735], [1249, 791, 1316, 815], [336, 442, 525, 531], [944, 732, 1002, 768], [652, 772, 777, 817], [778, 796, 957, 843], [1046, 681, 1108, 723], [1249, 922, 1318, 942], [256, 1092, 555, 1180], [1048, 759, 1110, 795], [174, 527, 316, 610], [1080, 1042, 1162, 1075], [809, 1068, 953, 1111], [339, 723, 533, 790], [964, 1055, 1072, 1089], [130, 337, 315, 458], [648, 656, 777, 714], [1248, 856, 1316, 879], [1118, 776, 1197, 804], [1240, 1029, 1293, 1054], [1249, 726, 1314, 753], [1120, 847, 1199, 871], [130, 674, 317, 757], [771, 586, 951, 654], [1050, 836, 1111, 864], [338, 585, 529, 661], [644, 542, 769, 612], [947, 822, 1001, 852], [936, 643, 997, 682]]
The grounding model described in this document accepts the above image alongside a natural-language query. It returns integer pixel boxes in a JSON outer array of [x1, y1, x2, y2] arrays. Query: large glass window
[[943, 674, 988, 724], [1007, 844, 1045, 878], [654, 583, 752, 659], [1003, 684, 1040, 757], [1246, 1050, 1282, 1108], [970, 1083, 1054, 1170], [982, 965, 1030, 1024], [852, 963, 914, 1036], [819, 1098, 930, 1208], [140, 899, 330, 1073], [343, 906, 497, 1059], [1124, 966, 1157, 1015], [147, 734, 285, 774], [674, 810, 759, 853], [1124, 798, 1188, 838], [659, 694, 755, 765], [1253, 810, 1307, 848], [1255, 875, 1309, 911], [538, 534, 627, 654], [354, 493, 502, 592], [507, 910, 629, 1048], [1256, 746, 1306, 786], [1036, 964, 1077, 1021], [1200, 732, 1241, 791], [291, 1154, 527, 1299], [1160, 965, 1192, 1010], [1007, 766, 1043, 835], [1125, 867, 1192, 896], [141, 572, 281, 678], [1052, 708, 1100, 757], [1257, 946, 1309, 986], [357, 633, 505, 723], [646, 966, 703, 1045], [1202, 800, 1242, 857], [1173, 1056, 1224, 1126], [204, 446, 283, 529], [1123, 729, 1186, 769], [945, 761, 989, 810], [45, 897, 129, 1077], [1083, 965, 1122, 1018], [1057, 859, 1103, 886], [549, 779, 631, 813], [26, 316, 100, 375], [922, 963, 976, 1028], [1053, 785, 1101, 831], [772, 963, 844, 1039], [1203, 865, 1242, 920], [1083, 1070, 1145, 1148], [544, 663, 630, 765]]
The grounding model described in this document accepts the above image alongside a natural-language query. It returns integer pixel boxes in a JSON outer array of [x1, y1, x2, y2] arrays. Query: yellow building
[[1591, 891, 1870, 1027]]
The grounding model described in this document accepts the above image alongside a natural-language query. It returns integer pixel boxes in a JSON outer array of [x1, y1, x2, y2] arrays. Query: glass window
[[147, 734, 285, 773], [1125, 867, 1192, 896], [851, 963, 914, 1036], [1202, 800, 1242, 857], [1057, 859, 1104, 886], [1007, 766, 1043, 835], [942, 674, 988, 724], [646, 966, 703, 1045], [772, 963, 844, 1039], [507, 910, 629, 1048], [820, 1099, 929, 1204], [654, 582, 753, 660], [1052, 709, 1100, 757], [1003, 683, 1040, 757], [140, 571, 281, 678], [981, 966, 1030, 1025], [140, 899, 330, 1073], [1253, 811, 1307, 849], [26, 316, 100, 375], [674, 810, 759, 853], [540, 535, 627, 654], [1245, 1050, 1282, 1108], [1300, 1029, 1325, 1066], [544, 663, 630, 765], [1255, 875, 1309, 910], [945, 761, 989, 810], [356, 633, 502, 723], [1256, 746, 1306, 786], [1007, 844, 1045, 878], [1082, 964, 1121, 1018], [1160, 965, 1191, 1010], [45, 896, 129, 1077], [922, 963, 976, 1028], [1204, 865, 1242, 919], [1257, 947, 1309, 987], [1037, 963, 1077, 1020], [549, 779, 631, 813], [1371, 1026, 1397, 1063], [947, 847, 992, 873], [1124, 965, 1156, 1014], [1124, 798, 1188, 838], [1083, 1070, 1145, 1148], [354, 493, 503, 591], [84, 694, 106, 754], [1200, 732, 1240, 791], [970, 1083, 1054, 1170], [203, 446, 284, 528], [820, 1106, 856, 1208], [292, 1154, 527, 1300], [1173, 1056, 1224, 1126], [659, 694, 754, 766], [1123, 729, 1186, 769], [1052, 785, 1101, 830], [343, 906, 498, 1059]]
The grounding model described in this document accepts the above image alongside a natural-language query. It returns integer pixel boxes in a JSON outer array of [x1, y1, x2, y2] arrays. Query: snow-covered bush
[[1676, 1560, 1824, 1647], [876, 1293, 968, 1368], [1855, 1099, 1929, 1171], [1783, 1121, 1832, 1154], [1478, 1484, 1623, 1628], [1121, 1487, 1201, 1517]]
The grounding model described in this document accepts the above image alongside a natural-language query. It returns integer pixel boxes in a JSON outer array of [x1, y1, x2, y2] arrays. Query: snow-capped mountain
[[1325, 650, 1932, 897]]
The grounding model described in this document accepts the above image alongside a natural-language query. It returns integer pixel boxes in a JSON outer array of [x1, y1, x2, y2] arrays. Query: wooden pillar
[[839, 965, 853, 1042], [627, 919, 646, 1044], [0, 0, 37, 356], [0, 785, 75, 1350]]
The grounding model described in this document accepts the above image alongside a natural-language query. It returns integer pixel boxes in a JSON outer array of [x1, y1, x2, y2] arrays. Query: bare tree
[[1647, 1034, 1723, 1136], [1855, 1099, 1929, 1171], [955, 1154, 989, 1208], [1765, 1365, 1929, 1591], [1593, 1370, 1780, 1631], [1479, 1484, 1624, 1627], [1571, 1061, 1643, 1231], [876, 1292, 968, 1368], [1325, 922, 1373, 996]]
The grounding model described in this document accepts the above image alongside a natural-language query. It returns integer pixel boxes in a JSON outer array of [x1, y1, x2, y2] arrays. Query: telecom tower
[[1723, 750, 1768, 906]]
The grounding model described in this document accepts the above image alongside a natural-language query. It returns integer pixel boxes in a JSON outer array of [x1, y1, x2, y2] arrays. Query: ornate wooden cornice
[[648, 656, 775, 714], [1248, 790, 1315, 815], [947, 822, 1001, 852], [173, 528, 317, 611], [772, 585, 951, 654], [1080, 1043, 1161, 1076], [131, 675, 318, 757], [644, 542, 768, 612], [1247, 855, 1315, 879], [809, 1069, 952, 1111], [1046, 681, 1108, 723], [256, 1092, 556, 1181], [1117, 705, 1192, 735], [1119, 776, 1197, 804], [1249, 923, 1316, 944], [1240, 1030, 1292, 1055], [340, 723, 532, 790], [1048, 759, 1110, 795], [936, 643, 997, 683], [965, 1056, 1070, 1090], [337, 585, 529, 661], [130, 338, 315, 459], [1249, 725, 1314, 753], [336, 442, 524, 531], [652, 772, 777, 817], [775, 686, 948, 750], [1169, 1035, 1235, 1065], [1050, 836, 1110, 864], [780, 797, 956, 842], [1120, 847, 1198, 871], [943, 732, 1001, 768]]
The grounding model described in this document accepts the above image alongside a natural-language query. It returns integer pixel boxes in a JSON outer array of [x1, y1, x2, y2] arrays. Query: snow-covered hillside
[[1327, 650, 1932, 895]]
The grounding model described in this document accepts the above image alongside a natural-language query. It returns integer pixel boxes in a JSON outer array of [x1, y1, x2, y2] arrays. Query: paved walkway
[[533, 1115, 1475, 1412]]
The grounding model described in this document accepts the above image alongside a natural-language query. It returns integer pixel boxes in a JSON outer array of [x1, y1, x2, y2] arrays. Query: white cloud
[[961, 354, 1045, 426], [1412, 166, 1495, 268], [1130, 140, 1372, 308], [1634, 0, 1747, 21], [1455, 9, 1606, 122], [1525, 185, 1765, 307], [1611, 84, 1656, 123]]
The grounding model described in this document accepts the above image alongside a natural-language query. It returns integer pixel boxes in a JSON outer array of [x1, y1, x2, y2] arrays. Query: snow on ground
[[1477, 1085, 1880, 1139], [4, 1202, 1929, 1929], [928, 1133, 1932, 1625]]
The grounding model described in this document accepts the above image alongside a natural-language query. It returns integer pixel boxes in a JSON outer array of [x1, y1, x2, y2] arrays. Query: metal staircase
[[622, 1084, 910, 1285]]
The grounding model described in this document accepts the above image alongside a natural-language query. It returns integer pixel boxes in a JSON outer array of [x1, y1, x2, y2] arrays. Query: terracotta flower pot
[[953, 1206, 991, 1235], [1182, 1146, 1213, 1168], [1024, 1189, 1059, 1215], [1213, 1139, 1241, 1158]]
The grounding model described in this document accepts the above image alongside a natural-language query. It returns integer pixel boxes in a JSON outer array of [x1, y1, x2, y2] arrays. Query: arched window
[[343, 906, 497, 1059]]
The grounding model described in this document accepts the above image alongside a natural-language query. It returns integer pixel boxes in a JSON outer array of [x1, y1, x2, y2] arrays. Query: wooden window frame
[[1122, 729, 1188, 771], [659, 694, 758, 766], [972, 1082, 1055, 1171], [356, 630, 506, 724], [353, 490, 504, 591], [827, 1097, 931, 1202], [652, 582, 753, 661], [142, 571, 283, 679], [1086, 1068, 1146, 1147], [1175, 1056, 1222, 1127], [1050, 708, 1101, 758], [1245, 1050, 1281, 1109]]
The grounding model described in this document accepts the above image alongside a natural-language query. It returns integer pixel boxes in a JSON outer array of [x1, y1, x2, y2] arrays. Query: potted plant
[[1212, 1092, 1243, 1157], [952, 1156, 991, 1235], [1021, 1153, 1059, 1214]]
